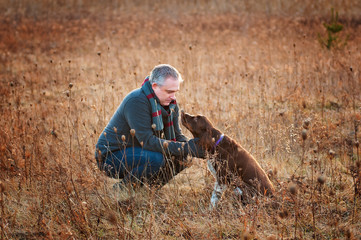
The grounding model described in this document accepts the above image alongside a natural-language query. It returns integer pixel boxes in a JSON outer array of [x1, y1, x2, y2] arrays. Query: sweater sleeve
[[123, 96, 204, 158]]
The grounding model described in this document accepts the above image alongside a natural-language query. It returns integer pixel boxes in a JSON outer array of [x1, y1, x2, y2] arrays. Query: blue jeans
[[97, 147, 187, 186]]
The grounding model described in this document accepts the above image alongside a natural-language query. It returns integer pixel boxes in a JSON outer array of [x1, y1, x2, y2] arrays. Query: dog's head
[[181, 111, 217, 148], [181, 111, 214, 137]]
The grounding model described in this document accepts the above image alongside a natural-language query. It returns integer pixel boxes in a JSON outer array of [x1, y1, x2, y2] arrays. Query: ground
[[1, 1, 361, 239]]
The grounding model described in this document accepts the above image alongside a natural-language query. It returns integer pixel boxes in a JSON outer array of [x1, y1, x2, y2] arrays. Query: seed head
[[345, 228, 353, 239], [288, 183, 297, 195], [0, 181, 5, 193], [273, 168, 278, 176], [303, 118, 311, 129], [302, 101, 307, 109], [312, 159, 318, 165], [355, 140, 359, 148], [267, 236, 277, 240], [279, 209, 289, 219], [108, 212, 117, 225], [345, 138, 353, 146], [121, 135, 126, 142], [130, 129, 135, 137], [242, 231, 253, 240], [317, 175, 326, 185], [163, 141, 169, 149], [329, 149, 335, 157], [69, 83, 73, 89], [301, 129, 307, 141]]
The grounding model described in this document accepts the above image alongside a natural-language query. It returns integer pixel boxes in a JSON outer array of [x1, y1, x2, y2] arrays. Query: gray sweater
[[95, 88, 204, 158]]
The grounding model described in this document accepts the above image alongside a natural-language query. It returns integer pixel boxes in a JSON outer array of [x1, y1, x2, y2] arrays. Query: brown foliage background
[[1, 0, 361, 239]]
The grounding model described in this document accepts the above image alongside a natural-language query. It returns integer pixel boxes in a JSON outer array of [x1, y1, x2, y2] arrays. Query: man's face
[[152, 76, 180, 106]]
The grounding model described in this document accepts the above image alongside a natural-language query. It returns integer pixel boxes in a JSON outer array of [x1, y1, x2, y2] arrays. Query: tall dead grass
[[1, 1, 361, 239]]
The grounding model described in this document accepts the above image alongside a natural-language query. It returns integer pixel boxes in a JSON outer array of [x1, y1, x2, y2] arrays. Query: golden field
[[1, 1, 361, 239]]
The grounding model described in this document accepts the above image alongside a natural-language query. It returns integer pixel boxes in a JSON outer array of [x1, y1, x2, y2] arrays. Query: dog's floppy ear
[[199, 127, 213, 150]]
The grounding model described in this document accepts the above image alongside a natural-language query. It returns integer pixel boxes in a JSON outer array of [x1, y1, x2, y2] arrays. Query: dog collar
[[214, 134, 224, 147]]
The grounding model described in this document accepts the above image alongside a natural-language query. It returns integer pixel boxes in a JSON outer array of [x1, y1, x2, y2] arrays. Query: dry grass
[[1, 1, 361, 239]]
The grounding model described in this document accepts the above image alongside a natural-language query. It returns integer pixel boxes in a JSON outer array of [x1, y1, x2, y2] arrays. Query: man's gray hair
[[149, 64, 183, 86]]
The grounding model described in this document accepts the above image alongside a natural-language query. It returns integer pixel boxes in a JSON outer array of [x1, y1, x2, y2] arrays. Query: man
[[95, 64, 204, 188]]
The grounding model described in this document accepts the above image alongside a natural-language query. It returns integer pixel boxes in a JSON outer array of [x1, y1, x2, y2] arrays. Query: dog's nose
[[181, 110, 185, 117]]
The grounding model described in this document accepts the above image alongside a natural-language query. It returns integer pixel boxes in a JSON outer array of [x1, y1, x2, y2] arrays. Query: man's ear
[[151, 82, 158, 91]]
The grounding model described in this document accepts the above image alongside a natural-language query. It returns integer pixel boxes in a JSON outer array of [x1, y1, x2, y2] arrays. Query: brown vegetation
[[1, 1, 361, 239]]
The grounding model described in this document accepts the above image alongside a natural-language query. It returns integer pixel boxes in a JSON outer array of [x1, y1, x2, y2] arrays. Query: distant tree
[[318, 8, 348, 50]]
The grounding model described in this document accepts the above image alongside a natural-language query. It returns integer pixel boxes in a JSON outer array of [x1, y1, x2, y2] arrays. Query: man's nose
[[170, 93, 176, 100]]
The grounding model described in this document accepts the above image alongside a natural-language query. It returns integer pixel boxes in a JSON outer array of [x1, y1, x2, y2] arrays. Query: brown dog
[[181, 111, 274, 208]]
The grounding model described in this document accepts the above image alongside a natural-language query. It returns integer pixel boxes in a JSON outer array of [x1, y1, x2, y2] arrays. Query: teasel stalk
[[288, 183, 298, 239]]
